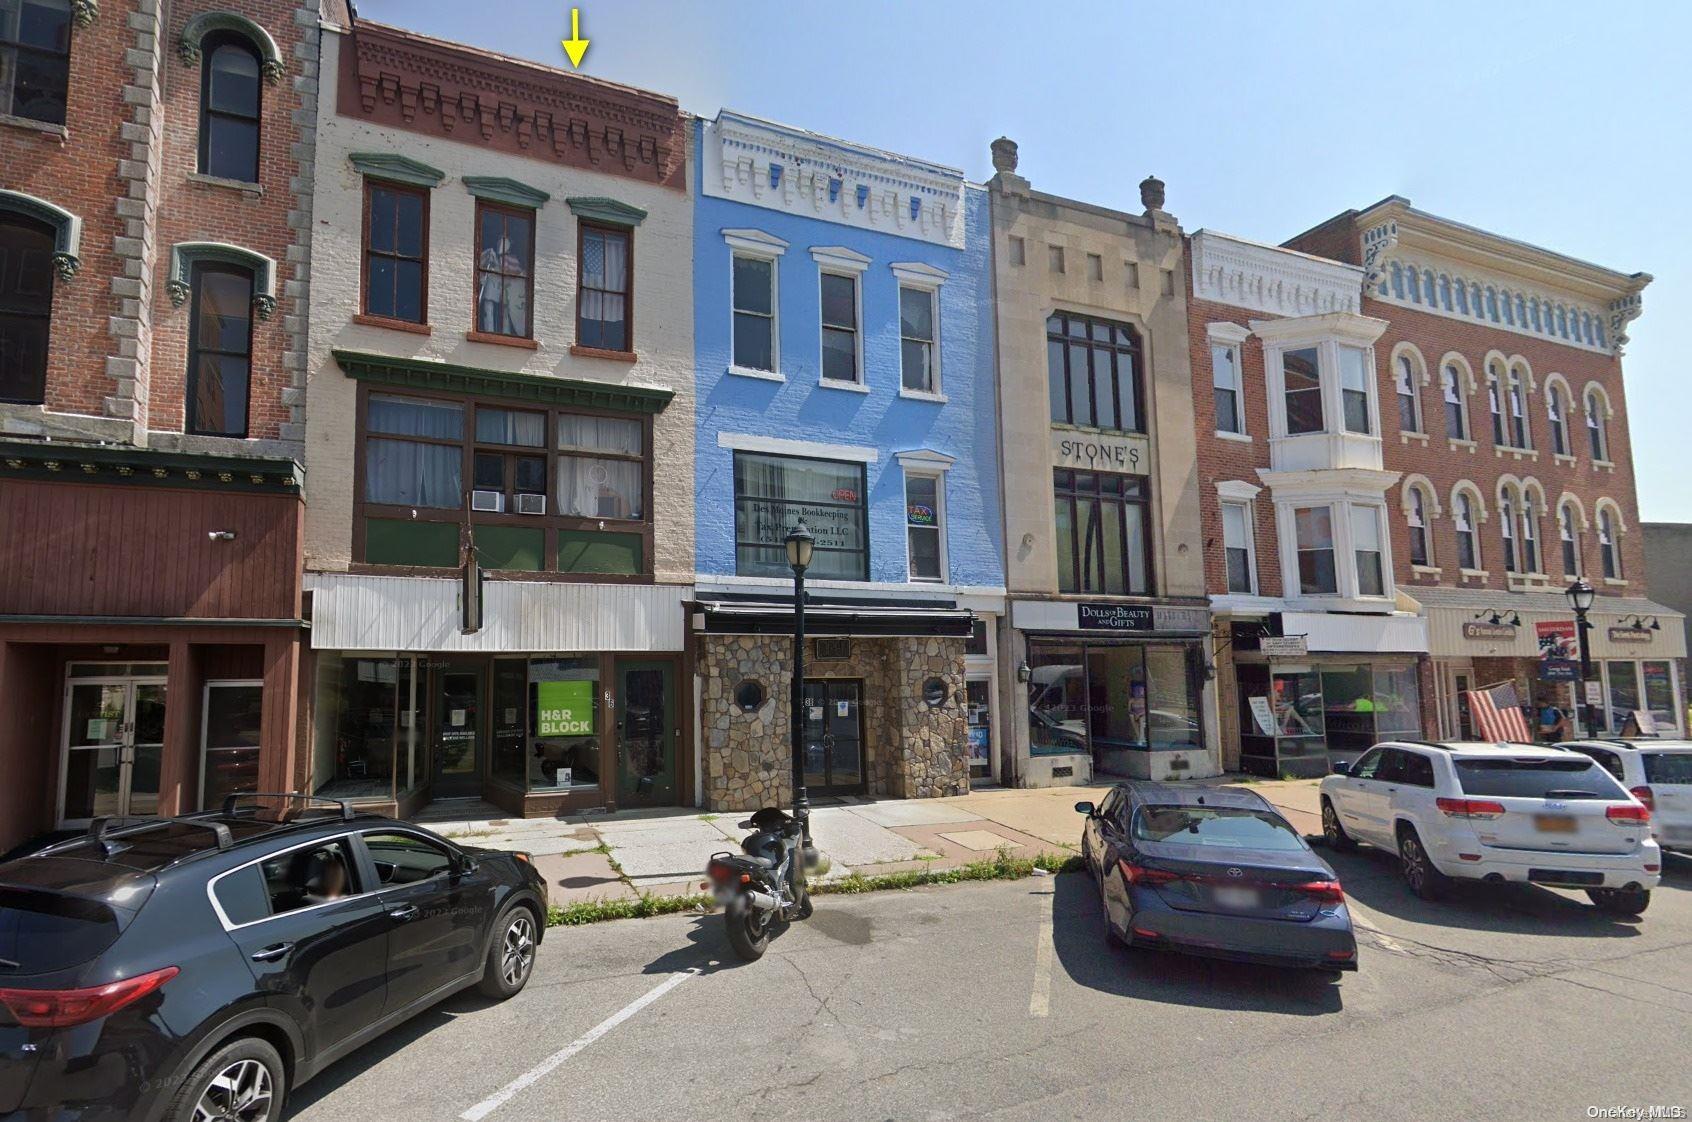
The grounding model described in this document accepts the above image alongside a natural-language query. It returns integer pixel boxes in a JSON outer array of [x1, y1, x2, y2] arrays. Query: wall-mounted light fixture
[[1016, 661, 1032, 683], [208, 530, 236, 541]]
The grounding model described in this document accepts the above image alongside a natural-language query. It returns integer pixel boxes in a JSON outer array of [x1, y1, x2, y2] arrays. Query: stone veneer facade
[[701, 636, 969, 810]]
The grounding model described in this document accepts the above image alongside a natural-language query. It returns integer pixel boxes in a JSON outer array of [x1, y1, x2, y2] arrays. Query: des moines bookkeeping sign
[[537, 680, 594, 737]]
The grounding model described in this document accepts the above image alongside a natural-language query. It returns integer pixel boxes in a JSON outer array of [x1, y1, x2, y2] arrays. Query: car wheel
[[478, 904, 539, 999], [1588, 887, 1651, 916], [167, 1036, 285, 1122], [1321, 798, 1356, 852], [1397, 826, 1449, 901]]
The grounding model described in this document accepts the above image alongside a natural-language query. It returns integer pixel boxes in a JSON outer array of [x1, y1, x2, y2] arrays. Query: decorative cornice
[[702, 112, 967, 250], [890, 261, 949, 288], [1191, 230, 1363, 318], [349, 151, 445, 188], [463, 176, 550, 209], [565, 196, 647, 227], [1361, 220, 1398, 288], [0, 440, 301, 495], [1608, 292, 1644, 357], [333, 349, 675, 414], [810, 245, 871, 273], [178, 11, 285, 83], [1373, 249, 1614, 355], [168, 243, 279, 320], [721, 228, 788, 256], [0, 190, 82, 283], [339, 21, 685, 191]]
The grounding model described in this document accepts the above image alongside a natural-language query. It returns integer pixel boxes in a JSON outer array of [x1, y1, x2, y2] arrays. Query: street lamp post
[[785, 522, 815, 880], [1566, 578, 1597, 738]]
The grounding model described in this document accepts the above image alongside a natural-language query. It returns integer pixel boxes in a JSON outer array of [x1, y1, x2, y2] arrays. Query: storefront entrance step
[[848, 800, 983, 828]]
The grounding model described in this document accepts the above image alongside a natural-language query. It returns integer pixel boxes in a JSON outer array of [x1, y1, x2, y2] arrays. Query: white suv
[[1318, 741, 1661, 915], [1558, 739, 1692, 855]]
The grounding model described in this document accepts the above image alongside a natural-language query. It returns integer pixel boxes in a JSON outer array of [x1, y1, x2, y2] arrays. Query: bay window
[[1286, 500, 1392, 601], [733, 451, 868, 580], [1053, 469, 1151, 595], [1338, 345, 1371, 434], [1046, 312, 1143, 432], [1282, 347, 1323, 435], [1351, 507, 1384, 595], [1294, 506, 1337, 595]]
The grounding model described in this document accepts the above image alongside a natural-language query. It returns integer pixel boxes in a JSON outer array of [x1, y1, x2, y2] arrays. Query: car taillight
[[0, 966, 178, 1029], [1297, 880, 1346, 903], [1436, 797, 1506, 820], [1606, 803, 1651, 826], [1118, 858, 1179, 886], [1629, 786, 1655, 813]]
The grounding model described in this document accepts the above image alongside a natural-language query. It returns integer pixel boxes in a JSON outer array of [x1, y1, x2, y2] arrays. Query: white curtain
[[366, 438, 460, 508], [557, 455, 641, 519]]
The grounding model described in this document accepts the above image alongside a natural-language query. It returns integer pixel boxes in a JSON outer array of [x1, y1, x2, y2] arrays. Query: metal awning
[[694, 599, 974, 638]]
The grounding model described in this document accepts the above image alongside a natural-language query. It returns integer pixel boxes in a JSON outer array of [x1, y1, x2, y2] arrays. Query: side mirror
[[451, 852, 477, 877], [1331, 761, 1352, 777], [1074, 801, 1096, 817]]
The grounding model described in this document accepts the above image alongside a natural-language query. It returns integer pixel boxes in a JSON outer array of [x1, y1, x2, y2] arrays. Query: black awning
[[696, 600, 974, 638]]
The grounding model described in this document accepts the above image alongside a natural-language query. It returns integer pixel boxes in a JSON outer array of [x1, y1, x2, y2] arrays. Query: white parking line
[[1345, 897, 1410, 954], [1029, 883, 1056, 1017], [460, 968, 699, 1121]]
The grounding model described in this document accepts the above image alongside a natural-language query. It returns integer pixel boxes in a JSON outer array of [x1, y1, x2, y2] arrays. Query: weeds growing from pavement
[[547, 891, 714, 926]]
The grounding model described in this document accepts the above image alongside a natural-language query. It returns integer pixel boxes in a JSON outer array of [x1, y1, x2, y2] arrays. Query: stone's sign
[[1608, 626, 1653, 644], [1462, 621, 1518, 641], [1077, 603, 1154, 631], [1259, 635, 1308, 657], [1050, 429, 1150, 474], [536, 679, 593, 738]]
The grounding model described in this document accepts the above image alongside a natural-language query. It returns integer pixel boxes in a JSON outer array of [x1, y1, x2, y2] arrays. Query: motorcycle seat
[[743, 855, 776, 870]]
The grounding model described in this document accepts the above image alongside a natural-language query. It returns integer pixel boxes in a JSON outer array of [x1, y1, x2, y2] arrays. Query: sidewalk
[[427, 777, 1328, 906]]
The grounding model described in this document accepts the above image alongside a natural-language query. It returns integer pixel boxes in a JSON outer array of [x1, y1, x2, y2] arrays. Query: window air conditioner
[[514, 493, 546, 515], [470, 489, 504, 513]]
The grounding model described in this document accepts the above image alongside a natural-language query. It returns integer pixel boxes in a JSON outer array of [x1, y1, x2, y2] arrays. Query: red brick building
[[0, 0, 326, 851], [1188, 200, 1679, 776]]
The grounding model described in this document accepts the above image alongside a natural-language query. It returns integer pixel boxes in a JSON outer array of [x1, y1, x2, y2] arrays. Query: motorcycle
[[705, 806, 813, 960]]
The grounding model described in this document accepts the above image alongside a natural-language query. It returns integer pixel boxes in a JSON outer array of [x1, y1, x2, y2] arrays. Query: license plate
[[1534, 814, 1577, 833], [1212, 886, 1260, 909]]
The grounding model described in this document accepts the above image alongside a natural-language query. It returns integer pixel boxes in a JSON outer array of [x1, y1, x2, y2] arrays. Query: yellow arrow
[[561, 7, 589, 68]]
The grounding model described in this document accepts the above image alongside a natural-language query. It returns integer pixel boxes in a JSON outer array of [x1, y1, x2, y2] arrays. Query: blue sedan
[[1077, 783, 1359, 971]]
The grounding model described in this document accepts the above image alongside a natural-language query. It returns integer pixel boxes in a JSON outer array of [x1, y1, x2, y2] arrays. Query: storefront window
[[1144, 647, 1200, 752], [1238, 664, 1326, 777], [529, 658, 600, 791], [1086, 646, 1144, 774], [1030, 641, 1200, 771], [1028, 645, 1087, 757], [1373, 666, 1422, 737], [491, 658, 528, 788], [1607, 661, 1641, 731], [312, 654, 420, 802], [733, 451, 868, 580], [1643, 661, 1676, 732], [201, 682, 262, 811], [1320, 666, 1374, 758]]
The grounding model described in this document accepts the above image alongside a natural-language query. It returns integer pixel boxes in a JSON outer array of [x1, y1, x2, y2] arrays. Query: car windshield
[[1132, 806, 1306, 851], [1643, 752, 1692, 785], [0, 889, 123, 975], [1455, 758, 1627, 800]]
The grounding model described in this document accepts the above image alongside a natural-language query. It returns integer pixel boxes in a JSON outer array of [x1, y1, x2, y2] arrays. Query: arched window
[[199, 34, 263, 183], [1587, 390, 1608, 461], [1407, 486, 1431, 567], [1406, 268, 1422, 303], [1599, 508, 1620, 579], [1455, 281, 1470, 316], [1395, 353, 1421, 434], [1487, 364, 1506, 445], [1514, 294, 1527, 326], [1438, 275, 1453, 311], [1547, 383, 1569, 455], [1559, 502, 1580, 577], [0, 0, 71, 127], [186, 262, 254, 437], [1500, 489, 1518, 573], [1502, 291, 1516, 326], [1485, 287, 1499, 321], [1455, 492, 1479, 571], [1507, 366, 1531, 449], [1441, 363, 1468, 439], [0, 213, 55, 404], [1390, 262, 1405, 300], [1519, 493, 1540, 573]]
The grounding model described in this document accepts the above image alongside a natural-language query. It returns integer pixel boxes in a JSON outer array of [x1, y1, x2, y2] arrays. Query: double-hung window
[[1338, 346, 1372, 435], [1046, 313, 1143, 432], [899, 285, 938, 394], [1395, 355, 1420, 433], [1455, 494, 1479, 571], [1520, 499, 1539, 573], [0, 213, 53, 404], [1548, 387, 1569, 455], [1600, 510, 1620, 579], [1293, 507, 1337, 595], [186, 264, 254, 437], [577, 224, 631, 352], [1587, 392, 1608, 461], [1407, 487, 1430, 567], [0, 0, 71, 127], [471, 407, 546, 515], [1221, 501, 1255, 594], [1442, 364, 1468, 440], [363, 181, 428, 325], [1488, 369, 1506, 445], [474, 203, 535, 339], [198, 34, 262, 183], [1213, 340, 1243, 435], [1500, 494, 1518, 573], [904, 472, 944, 582], [1053, 469, 1151, 595], [819, 272, 860, 384], [732, 451, 868, 580], [1351, 506, 1385, 596], [1282, 347, 1323, 435], [1560, 504, 1580, 577], [731, 253, 776, 373], [1508, 374, 1530, 449]]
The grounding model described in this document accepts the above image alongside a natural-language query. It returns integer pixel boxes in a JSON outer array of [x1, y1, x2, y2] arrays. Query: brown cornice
[[339, 21, 686, 191]]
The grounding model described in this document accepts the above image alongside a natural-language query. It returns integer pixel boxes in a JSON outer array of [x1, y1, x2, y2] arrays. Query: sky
[[356, 0, 1692, 521]]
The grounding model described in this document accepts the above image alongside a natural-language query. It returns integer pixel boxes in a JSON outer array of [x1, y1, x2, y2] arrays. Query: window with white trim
[[731, 252, 777, 373], [1587, 390, 1609, 461], [1395, 354, 1421, 434], [1407, 486, 1431, 567], [1508, 367, 1532, 449], [1455, 492, 1479, 571], [904, 471, 944, 582], [1283, 347, 1323, 435], [1338, 345, 1372, 435], [1221, 500, 1255, 594], [1500, 490, 1518, 573], [1487, 364, 1506, 446], [1351, 505, 1385, 596], [1213, 340, 1243, 435], [1520, 493, 1540, 573], [1560, 502, 1580, 577], [899, 284, 938, 394], [1442, 363, 1469, 440], [1599, 508, 1620, 579], [820, 271, 860, 384], [1548, 384, 1569, 455], [1294, 506, 1337, 595]]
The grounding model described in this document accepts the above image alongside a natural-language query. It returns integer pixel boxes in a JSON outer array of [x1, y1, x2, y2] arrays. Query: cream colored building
[[986, 139, 1213, 786]]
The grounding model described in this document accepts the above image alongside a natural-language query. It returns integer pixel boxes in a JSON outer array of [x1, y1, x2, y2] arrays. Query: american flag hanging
[[1466, 680, 1534, 743]]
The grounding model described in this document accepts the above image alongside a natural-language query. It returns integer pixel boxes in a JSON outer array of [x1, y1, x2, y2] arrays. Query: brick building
[[0, 0, 323, 850]]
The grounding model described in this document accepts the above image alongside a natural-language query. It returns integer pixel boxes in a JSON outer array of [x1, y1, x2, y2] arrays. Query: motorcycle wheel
[[725, 893, 771, 961]]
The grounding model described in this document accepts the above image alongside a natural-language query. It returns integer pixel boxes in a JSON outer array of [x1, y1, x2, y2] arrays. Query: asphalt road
[[289, 846, 1692, 1122]]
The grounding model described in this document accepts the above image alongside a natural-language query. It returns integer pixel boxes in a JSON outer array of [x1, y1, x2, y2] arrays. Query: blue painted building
[[690, 111, 1005, 806]]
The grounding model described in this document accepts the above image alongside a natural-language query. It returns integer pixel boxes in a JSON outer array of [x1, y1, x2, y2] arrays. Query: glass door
[[965, 677, 992, 781], [802, 680, 864, 795], [432, 666, 484, 798], [59, 677, 165, 824], [615, 660, 675, 806]]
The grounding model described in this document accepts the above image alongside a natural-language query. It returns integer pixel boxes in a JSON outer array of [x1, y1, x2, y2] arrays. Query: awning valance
[[695, 600, 973, 638]]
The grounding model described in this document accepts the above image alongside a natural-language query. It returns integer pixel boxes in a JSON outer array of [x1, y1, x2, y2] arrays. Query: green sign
[[536, 679, 594, 737]]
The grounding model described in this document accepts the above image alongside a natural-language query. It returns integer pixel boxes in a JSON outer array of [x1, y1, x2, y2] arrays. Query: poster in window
[[1248, 696, 1275, 737], [536, 680, 594, 737], [1535, 620, 1578, 682]]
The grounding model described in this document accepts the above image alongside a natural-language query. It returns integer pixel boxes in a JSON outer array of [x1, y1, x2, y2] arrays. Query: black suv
[[0, 794, 548, 1121]]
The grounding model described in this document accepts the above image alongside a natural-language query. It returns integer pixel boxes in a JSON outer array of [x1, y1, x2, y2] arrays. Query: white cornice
[[894, 448, 956, 470], [890, 261, 949, 287], [1248, 311, 1389, 348], [1191, 230, 1363, 318], [722, 228, 789, 256], [703, 113, 967, 250], [1206, 321, 1251, 346], [811, 246, 871, 273], [1216, 479, 1262, 501]]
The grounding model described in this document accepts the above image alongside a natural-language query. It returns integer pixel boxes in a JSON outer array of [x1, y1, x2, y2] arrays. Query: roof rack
[[222, 792, 356, 821], [44, 813, 234, 860]]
